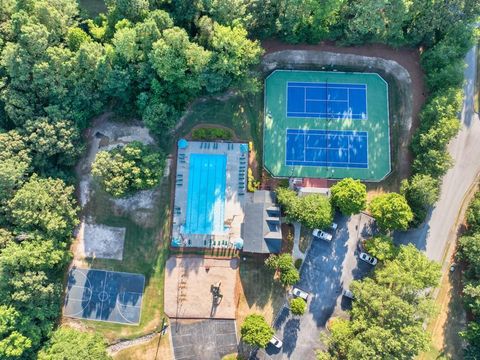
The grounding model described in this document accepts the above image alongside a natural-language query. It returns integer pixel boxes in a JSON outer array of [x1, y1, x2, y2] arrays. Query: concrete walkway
[[292, 222, 305, 261]]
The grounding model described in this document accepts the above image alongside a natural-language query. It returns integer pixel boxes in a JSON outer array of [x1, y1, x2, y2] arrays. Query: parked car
[[330, 222, 338, 231], [292, 287, 309, 301], [270, 335, 283, 349], [359, 252, 378, 266], [312, 229, 333, 242], [343, 289, 355, 299]]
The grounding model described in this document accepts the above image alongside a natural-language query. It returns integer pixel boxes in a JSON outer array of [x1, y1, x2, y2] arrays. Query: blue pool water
[[184, 153, 227, 235]]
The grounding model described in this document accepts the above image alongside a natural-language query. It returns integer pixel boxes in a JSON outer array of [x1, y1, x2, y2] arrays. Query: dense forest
[[0, 0, 479, 358]]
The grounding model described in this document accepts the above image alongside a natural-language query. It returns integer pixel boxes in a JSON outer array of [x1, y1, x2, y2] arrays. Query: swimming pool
[[184, 153, 227, 235]]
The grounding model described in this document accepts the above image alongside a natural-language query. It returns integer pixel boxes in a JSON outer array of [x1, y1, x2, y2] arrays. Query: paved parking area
[[170, 319, 237, 360], [256, 213, 376, 360]]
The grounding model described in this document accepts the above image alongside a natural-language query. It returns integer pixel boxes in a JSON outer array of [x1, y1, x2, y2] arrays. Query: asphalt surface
[[170, 319, 237, 360], [395, 44, 480, 261], [256, 214, 376, 360]]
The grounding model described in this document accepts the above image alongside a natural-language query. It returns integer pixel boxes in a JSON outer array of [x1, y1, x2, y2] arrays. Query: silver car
[[292, 287, 309, 301], [270, 335, 283, 349], [312, 229, 333, 241], [359, 252, 378, 266]]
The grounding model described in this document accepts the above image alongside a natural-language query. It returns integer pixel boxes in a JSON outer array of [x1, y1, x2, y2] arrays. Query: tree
[[374, 244, 441, 301], [368, 193, 413, 232], [412, 148, 453, 178], [24, 118, 82, 171], [0, 159, 28, 206], [458, 234, 480, 279], [363, 235, 398, 262], [92, 141, 165, 197], [289, 297, 306, 316], [240, 314, 273, 348], [0, 305, 32, 359], [66, 28, 91, 52], [466, 192, 480, 234], [38, 327, 110, 360], [264, 253, 300, 287], [277, 188, 333, 229], [330, 178, 367, 215], [400, 174, 439, 226], [7, 175, 79, 240]]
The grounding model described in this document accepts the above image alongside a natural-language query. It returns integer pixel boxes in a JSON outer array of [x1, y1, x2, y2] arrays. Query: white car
[[292, 287, 309, 301], [359, 252, 378, 266], [343, 289, 355, 299], [312, 229, 333, 241], [270, 335, 283, 349], [330, 222, 338, 231]]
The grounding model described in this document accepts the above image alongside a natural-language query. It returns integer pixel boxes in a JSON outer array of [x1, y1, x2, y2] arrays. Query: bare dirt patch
[[77, 223, 126, 260], [164, 256, 239, 319]]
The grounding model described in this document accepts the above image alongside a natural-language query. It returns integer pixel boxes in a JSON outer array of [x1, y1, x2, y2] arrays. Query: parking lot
[[256, 213, 376, 359]]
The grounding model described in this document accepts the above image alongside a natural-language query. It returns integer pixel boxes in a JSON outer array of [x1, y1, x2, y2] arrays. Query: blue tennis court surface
[[184, 153, 227, 235], [287, 82, 367, 119], [63, 268, 145, 325], [286, 129, 368, 168]]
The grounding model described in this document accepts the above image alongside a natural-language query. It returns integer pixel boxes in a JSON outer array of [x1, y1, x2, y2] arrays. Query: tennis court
[[63, 268, 144, 325], [264, 70, 390, 181], [286, 129, 368, 168], [287, 82, 367, 119], [184, 153, 227, 235]]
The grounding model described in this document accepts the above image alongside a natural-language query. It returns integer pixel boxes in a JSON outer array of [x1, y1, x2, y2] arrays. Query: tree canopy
[[240, 314, 274, 348], [330, 178, 367, 216], [368, 193, 413, 232], [276, 188, 333, 229]]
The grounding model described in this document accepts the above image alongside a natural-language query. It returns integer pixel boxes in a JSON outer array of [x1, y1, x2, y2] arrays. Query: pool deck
[[172, 141, 247, 248]]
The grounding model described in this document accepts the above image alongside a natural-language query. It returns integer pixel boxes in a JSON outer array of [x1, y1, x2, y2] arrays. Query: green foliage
[[240, 314, 273, 348], [458, 233, 480, 280], [363, 235, 398, 262], [66, 27, 91, 51], [321, 243, 441, 359], [38, 327, 110, 360], [7, 175, 79, 240], [289, 297, 306, 316], [368, 193, 413, 232], [330, 178, 367, 215], [400, 174, 439, 226], [264, 253, 300, 287], [247, 168, 260, 192], [294, 258, 302, 269], [467, 191, 480, 234], [0, 305, 32, 359], [191, 127, 233, 140], [277, 188, 333, 229], [92, 141, 165, 197]]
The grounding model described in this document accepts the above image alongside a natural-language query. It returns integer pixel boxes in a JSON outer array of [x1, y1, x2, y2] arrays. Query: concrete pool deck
[[172, 141, 247, 248]]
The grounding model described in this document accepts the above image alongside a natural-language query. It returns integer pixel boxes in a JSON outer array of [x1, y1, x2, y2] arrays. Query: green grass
[[264, 70, 390, 181], [177, 92, 264, 168], [79, 179, 171, 341], [78, 0, 107, 17]]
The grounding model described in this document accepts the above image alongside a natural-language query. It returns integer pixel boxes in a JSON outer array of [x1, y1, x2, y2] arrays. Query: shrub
[[247, 168, 260, 192], [289, 297, 306, 316], [191, 127, 234, 140], [400, 174, 439, 226], [92, 141, 165, 197], [466, 192, 480, 234], [294, 258, 302, 269], [240, 314, 273, 348]]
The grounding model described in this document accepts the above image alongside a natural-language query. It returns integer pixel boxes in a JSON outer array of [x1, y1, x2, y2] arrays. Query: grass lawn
[[73, 178, 171, 343], [236, 256, 285, 330], [113, 334, 172, 360], [176, 92, 264, 173], [78, 0, 107, 17]]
